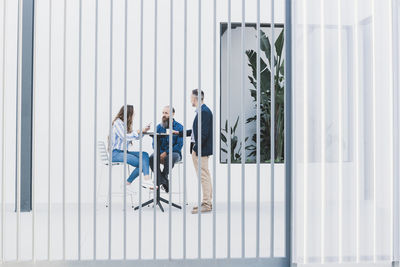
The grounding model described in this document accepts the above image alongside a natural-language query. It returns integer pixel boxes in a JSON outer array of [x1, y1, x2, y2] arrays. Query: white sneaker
[[142, 180, 158, 190]]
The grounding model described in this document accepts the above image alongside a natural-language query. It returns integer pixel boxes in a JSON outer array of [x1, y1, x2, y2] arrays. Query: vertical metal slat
[[256, 0, 261, 258], [227, 0, 231, 259], [32, 0, 39, 260], [62, 0, 67, 260], [168, 0, 173, 260], [183, 0, 187, 260], [47, 0, 52, 259], [302, 0, 308, 262], [353, 0, 360, 261], [320, 0, 326, 262], [197, 0, 202, 259], [1, 0, 6, 262], [138, 0, 144, 260], [93, 0, 98, 260], [108, 0, 114, 260], [337, 0, 343, 262], [389, 0, 395, 261], [270, 0, 275, 258], [212, 0, 217, 260], [290, 0, 297, 261], [284, 0, 292, 261], [240, 0, 245, 259], [153, 0, 158, 260], [392, 0, 400, 263], [371, 0, 377, 261], [78, 0, 82, 260], [15, 0, 21, 260], [123, 0, 128, 260]]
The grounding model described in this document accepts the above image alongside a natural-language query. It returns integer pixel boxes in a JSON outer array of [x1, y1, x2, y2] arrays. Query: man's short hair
[[192, 89, 204, 100]]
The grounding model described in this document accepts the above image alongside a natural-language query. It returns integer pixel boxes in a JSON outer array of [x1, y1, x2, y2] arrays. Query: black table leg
[[134, 133, 183, 212], [134, 135, 163, 211], [157, 202, 164, 212], [160, 197, 182, 209], [134, 199, 154, 210]]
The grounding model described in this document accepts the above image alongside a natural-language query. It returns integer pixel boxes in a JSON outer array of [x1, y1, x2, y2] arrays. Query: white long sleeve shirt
[[111, 118, 140, 151]]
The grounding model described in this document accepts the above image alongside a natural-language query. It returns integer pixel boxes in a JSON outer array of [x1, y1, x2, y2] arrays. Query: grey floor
[[1, 201, 285, 261]]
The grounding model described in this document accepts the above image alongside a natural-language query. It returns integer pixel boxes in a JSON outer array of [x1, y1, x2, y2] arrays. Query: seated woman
[[111, 105, 151, 185]]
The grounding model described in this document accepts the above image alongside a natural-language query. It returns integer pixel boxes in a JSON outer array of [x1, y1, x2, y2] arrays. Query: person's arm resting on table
[[115, 119, 140, 141]]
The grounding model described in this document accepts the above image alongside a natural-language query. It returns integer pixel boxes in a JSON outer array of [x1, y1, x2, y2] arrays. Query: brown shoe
[[191, 203, 212, 214], [191, 203, 202, 211], [191, 202, 205, 211]]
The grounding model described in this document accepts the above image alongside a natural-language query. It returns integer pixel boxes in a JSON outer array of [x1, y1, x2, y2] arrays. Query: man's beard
[[161, 116, 170, 129]]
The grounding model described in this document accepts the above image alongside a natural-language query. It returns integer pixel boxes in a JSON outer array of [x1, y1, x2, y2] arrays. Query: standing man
[[149, 106, 183, 193], [189, 89, 213, 214]]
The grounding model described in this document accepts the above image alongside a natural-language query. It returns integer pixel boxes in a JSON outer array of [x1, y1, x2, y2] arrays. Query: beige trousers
[[191, 151, 212, 206]]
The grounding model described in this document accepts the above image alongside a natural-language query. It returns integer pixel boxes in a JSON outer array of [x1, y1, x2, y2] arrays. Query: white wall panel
[[292, 0, 396, 264]]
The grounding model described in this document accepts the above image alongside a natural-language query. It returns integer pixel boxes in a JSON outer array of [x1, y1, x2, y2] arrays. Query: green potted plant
[[220, 116, 248, 163], [245, 28, 285, 163]]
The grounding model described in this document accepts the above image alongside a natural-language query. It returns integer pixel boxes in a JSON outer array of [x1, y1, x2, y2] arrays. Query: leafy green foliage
[[245, 29, 285, 163], [221, 116, 248, 163]]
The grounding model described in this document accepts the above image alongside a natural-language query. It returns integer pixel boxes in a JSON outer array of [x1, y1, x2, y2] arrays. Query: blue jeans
[[112, 149, 150, 183]]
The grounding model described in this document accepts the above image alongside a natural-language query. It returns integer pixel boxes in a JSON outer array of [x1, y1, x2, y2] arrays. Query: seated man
[[149, 106, 183, 193]]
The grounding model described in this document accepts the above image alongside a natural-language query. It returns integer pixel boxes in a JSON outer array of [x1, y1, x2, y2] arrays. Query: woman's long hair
[[112, 105, 134, 133]]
